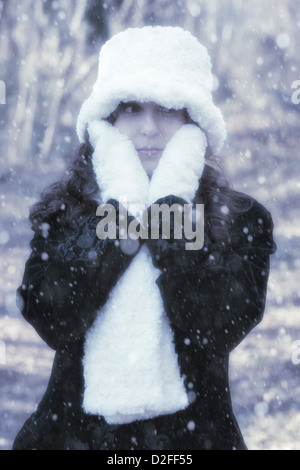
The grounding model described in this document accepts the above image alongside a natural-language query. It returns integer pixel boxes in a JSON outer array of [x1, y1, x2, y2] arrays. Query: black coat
[[13, 191, 276, 450]]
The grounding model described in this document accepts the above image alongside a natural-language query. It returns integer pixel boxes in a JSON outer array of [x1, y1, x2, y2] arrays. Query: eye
[[121, 102, 142, 114], [158, 105, 174, 114]]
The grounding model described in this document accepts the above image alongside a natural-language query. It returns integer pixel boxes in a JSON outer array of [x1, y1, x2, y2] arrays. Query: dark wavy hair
[[29, 136, 250, 250]]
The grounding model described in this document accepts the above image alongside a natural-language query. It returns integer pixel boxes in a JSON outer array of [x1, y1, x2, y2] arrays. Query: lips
[[137, 148, 162, 158]]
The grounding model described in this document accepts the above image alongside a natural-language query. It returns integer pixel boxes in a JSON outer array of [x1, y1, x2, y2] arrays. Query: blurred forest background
[[0, 0, 300, 450]]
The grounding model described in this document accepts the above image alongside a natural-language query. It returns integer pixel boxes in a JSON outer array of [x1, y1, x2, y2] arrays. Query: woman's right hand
[[17, 200, 142, 350]]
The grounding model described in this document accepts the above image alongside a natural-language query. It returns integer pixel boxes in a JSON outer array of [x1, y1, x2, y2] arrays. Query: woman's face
[[113, 101, 189, 177]]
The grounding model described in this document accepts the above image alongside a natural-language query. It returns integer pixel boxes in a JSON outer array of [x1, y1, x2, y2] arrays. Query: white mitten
[[88, 120, 150, 214], [147, 124, 207, 205]]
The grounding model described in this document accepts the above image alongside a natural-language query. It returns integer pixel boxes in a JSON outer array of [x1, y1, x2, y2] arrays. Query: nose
[[139, 109, 160, 137]]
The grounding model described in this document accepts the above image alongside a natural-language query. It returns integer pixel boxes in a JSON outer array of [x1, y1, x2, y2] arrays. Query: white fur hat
[[77, 26, 226, 154]]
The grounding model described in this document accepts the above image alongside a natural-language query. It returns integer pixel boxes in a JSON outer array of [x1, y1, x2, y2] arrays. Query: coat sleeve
[[155, 200, 277, 354], [17, 200, 140, 350]]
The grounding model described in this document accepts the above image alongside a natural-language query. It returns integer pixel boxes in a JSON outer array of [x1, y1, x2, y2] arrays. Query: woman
[[13, 26, 276, 450]]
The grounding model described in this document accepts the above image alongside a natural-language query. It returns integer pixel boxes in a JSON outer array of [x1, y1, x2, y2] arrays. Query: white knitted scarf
[[82, 244, 189, 424], [82, 122, 207, 425]]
